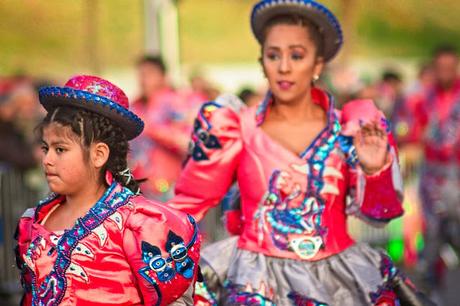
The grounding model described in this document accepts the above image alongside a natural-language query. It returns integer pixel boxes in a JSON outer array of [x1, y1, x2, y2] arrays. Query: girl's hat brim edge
[[38, 86, 144, 140]]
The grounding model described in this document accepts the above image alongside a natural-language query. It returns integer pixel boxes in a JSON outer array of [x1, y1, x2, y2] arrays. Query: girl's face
[[262, 24, 324, 103], [41, 124, 97, 195]]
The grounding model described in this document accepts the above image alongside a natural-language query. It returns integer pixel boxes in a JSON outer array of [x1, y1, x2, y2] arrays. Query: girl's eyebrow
[[50, 141, 69, 146], [41, 140, 69, 146]]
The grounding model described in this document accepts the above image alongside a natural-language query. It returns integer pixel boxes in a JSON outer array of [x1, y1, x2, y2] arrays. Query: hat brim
[[39, 87, 144, 140], [251, 1, 343, 62]]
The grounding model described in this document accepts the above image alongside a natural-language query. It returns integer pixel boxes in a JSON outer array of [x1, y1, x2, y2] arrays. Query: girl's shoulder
[[16, 192, 79, 249], [122, 194, 197, 241], [17, 207, 36, 232]]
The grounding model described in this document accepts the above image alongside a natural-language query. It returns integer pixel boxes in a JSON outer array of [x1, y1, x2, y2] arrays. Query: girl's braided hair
[[37, 106, 141, 193]]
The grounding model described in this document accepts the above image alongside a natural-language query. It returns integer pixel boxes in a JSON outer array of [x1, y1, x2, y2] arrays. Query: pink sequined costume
[[16, 182, 200, 306], [168, 89, 410, 305]]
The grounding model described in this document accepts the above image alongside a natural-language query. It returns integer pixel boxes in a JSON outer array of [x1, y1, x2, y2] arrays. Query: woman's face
[[262, 24, 324, 103]]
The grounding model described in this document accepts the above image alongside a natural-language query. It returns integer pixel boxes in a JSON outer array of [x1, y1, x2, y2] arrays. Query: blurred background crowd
[[1, 0, 460, 305]]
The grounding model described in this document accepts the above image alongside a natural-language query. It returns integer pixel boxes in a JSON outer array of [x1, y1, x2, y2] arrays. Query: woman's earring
[[313, 75, 320, 82]]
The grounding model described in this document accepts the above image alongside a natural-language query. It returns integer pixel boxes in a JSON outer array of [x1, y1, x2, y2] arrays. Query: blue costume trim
[[288, 292, 328, 306], [138, 215, 198, 306], [369, 253, 403, 305], [23, 182, 133, 306], [255, 93, 342, 259], [189, 102, 223, 161], [39, 87, 144, 136], [224, 280, 276, 306]]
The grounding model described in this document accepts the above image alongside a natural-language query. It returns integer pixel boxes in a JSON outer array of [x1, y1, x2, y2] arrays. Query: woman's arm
[[168, 94, 245, 222]]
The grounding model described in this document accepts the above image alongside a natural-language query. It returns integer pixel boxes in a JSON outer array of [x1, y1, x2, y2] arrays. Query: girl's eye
[[41, 146, 49, 153], [56, 147, 65, 154]]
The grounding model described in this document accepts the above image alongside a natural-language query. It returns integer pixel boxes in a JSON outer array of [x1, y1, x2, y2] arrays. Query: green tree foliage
[[0, 0, 459, 75]]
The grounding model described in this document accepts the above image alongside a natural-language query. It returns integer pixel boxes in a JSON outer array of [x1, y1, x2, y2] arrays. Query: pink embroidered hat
[[38, 75, 144, 140]]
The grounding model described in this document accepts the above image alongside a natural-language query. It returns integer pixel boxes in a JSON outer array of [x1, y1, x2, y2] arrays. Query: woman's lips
[[277, 81, 294, 90]]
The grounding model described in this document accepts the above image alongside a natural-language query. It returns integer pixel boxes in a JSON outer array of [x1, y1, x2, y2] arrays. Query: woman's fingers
[[360, 120, 386, 139]]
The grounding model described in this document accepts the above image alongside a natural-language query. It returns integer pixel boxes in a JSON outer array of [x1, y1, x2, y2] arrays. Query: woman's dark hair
[[260, 14, 325, 58], [37, 106, 141, 193]]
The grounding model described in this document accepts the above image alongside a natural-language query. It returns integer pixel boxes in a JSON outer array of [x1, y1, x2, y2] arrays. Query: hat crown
[[251, 0, 343, 61], [64, 75, 129, 108]]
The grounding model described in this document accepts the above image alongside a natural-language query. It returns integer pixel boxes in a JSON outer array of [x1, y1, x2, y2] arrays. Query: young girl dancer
[[15, 75, 200, 305], [169, 1, 431, 305]]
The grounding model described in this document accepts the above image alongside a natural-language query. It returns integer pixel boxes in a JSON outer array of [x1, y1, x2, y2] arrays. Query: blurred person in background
[[237, 87, 263, 107], [323, 65, 364, 107], [130, 55, 204, 201], [355, 69, 404, 120], [189, 73, 220, 101], [407, 63, 435, 97], [378, 70, 404, 119], [396, 45, 460, 299], [0, 84, 40, 171], [0, 79, 43, 304], [394, 64, 434, 148]]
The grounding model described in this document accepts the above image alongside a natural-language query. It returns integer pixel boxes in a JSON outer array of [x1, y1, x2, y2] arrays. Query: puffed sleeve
[[15, 208, 35, 306], [123, 196, 200, 306], [168, 94, 245, 221], [339, 99, 404, 225]]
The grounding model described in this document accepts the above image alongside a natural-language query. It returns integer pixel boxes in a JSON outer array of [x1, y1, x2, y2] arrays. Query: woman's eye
[[292, 53, 304, 60], [266, 53, 279, 61]]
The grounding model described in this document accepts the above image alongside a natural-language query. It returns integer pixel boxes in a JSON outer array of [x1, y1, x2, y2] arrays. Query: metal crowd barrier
[[348, 217, 390, 245], [0, 166, 39, 304]]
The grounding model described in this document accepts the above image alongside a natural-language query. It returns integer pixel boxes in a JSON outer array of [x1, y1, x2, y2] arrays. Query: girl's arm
[[123, 198, 200, 306]]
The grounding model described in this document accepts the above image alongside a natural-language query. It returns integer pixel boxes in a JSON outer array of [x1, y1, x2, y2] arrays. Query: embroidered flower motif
[[141, 242, 176, 282], [189, 102, 223, 161], [287, 291, 328, 306], [137, 215, 198, 306], [224, 281, 276, 306], [254, 101, 341, 260], [165, 231, 195, 279]]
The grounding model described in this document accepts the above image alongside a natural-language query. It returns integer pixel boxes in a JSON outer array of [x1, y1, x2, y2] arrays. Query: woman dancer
[[170, 1, 431, 305]]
